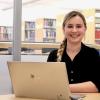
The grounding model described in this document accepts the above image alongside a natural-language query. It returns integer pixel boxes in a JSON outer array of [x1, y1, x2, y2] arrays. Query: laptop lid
[[8, 61, 71, 100]]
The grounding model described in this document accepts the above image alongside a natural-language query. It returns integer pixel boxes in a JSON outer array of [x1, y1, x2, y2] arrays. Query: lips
[[70, 34, 80, 38]]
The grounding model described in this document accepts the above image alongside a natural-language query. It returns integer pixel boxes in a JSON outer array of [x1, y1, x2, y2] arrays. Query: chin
[[70, 40, 81, 44]]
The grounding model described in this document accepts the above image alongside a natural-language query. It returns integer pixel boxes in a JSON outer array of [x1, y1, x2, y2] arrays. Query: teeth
[[71, 35, 78, 38]]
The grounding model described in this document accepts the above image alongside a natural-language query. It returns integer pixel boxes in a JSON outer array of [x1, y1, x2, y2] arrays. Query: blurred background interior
[[0, 0, 100, 95]]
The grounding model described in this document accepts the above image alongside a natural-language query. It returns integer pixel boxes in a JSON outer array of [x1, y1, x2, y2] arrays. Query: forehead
[[66, 15, 84, 24]]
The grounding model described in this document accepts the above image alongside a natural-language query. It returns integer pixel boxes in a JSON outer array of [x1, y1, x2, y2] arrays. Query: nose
[[72, 26, 77, 32]]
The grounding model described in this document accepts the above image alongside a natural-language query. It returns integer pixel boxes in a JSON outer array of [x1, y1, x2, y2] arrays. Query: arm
[[69, 81, 98, 93]]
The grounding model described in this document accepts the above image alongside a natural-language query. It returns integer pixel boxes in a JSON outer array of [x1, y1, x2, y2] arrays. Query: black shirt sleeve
[[89, 49, 100, 92], [47, 49, 58, 62], [47, 49, 57, 62], [82, 46, 100, 92]]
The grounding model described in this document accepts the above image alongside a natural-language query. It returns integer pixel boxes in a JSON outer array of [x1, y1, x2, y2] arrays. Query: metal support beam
[[13, 0, 22, 61]]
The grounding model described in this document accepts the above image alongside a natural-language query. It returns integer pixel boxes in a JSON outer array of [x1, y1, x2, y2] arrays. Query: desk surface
[[0, 93, 100, 100]]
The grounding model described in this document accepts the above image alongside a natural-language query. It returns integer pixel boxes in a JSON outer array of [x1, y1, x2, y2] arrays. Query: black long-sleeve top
[[47, 43, 100, 92]]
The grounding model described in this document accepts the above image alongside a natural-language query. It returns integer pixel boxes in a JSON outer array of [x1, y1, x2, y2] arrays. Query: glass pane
[[21, 0, 64, 56], [0, 0, 13, 94]]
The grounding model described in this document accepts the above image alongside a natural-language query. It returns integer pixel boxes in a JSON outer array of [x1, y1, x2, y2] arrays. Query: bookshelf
[[43, 18, 56, 42], [36, 18, 56, 43], [95, 16, 100, 44], [24, 21, 35, 42], [0, 26, 12, 41]]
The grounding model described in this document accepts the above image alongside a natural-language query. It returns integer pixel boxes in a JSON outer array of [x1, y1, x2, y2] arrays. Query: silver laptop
[[8, 61, 71, 100]]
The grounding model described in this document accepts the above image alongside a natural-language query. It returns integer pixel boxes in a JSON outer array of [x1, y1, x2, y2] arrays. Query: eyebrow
[[67, 24, 83, 26]]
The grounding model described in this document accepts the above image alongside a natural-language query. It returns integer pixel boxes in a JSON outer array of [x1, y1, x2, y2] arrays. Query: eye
[[67, 25, 73, 28], [76, 25, 82, 28]]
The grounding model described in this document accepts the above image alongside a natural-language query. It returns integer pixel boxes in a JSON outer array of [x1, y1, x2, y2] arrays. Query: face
[[63, 15, 86, 44]]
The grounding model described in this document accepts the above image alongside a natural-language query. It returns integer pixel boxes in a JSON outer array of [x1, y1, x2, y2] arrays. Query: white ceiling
[[0, 0, 12, 10], [0, 0, 61, 11], [0, 0, 100, 11], [0, 0, 36, 10]]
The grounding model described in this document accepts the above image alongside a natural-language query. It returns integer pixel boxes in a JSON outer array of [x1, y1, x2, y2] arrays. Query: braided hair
[[57, 39, 66, 62]]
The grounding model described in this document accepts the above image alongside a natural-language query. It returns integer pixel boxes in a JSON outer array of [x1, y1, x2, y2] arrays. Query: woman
[[47, 11, 100, 93]]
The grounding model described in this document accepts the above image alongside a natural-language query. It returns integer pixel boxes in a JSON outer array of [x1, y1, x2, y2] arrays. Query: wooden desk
[[0, 93, 100, 100]]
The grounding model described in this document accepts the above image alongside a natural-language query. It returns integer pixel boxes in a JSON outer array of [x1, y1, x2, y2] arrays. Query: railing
[[0, 42, 60, 49], [0, 42, 60, 55], [0, 42, 100, 55]]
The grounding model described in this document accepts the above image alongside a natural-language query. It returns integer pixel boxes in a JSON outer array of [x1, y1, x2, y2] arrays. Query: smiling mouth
[[70, 34, 80, 38]]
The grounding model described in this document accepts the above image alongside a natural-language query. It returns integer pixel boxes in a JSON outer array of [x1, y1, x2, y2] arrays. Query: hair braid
[[57, 39, 66, 62]]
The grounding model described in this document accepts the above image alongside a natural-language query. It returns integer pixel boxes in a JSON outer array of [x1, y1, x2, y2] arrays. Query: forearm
[[69, 81, 98, 93]]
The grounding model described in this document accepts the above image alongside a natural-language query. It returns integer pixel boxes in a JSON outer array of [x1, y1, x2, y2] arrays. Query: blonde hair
[[57, 39, 66, 62], [57, 10, 87, 62]]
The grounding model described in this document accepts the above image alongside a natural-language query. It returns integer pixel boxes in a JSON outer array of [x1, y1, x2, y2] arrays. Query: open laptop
[[7, 61, 71, 100], [7, 61, 85, 100]]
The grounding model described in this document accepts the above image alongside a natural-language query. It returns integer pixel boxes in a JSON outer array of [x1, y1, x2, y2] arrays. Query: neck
[[66, 42, 81, 53]]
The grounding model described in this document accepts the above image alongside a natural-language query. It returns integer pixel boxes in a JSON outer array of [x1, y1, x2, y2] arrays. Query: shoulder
[[50, 49, 58, 54], [47, 49, 58, 62], [82, 43, 99, 56]]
